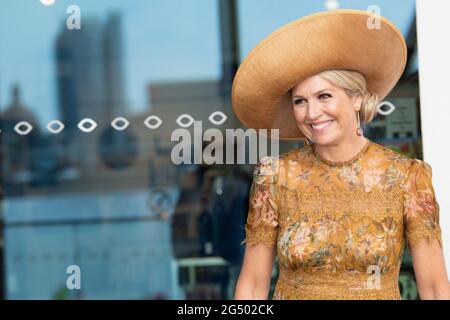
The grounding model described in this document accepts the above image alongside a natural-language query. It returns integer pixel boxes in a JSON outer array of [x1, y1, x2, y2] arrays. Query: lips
[[309, 120, 334, 134]]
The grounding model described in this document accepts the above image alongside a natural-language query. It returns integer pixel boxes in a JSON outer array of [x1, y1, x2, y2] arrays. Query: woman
[[231, 9, 450, 299]]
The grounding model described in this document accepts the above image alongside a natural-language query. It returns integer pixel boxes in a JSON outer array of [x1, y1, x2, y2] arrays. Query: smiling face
[[291, 74, 362, 146]]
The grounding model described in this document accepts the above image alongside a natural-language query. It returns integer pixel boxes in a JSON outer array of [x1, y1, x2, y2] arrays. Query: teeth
[[311, 120, 333, 130]]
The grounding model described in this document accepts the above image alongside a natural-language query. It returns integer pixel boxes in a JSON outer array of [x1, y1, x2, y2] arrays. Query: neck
[[313, 135, 368, 163]]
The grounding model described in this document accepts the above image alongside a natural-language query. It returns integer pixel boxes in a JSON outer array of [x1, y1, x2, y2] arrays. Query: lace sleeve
[[241, 156, 280, 248], [403, 159, 442, 249]]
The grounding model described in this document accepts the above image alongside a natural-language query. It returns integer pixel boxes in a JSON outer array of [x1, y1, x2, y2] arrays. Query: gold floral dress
[[242, 139, 442, 300]]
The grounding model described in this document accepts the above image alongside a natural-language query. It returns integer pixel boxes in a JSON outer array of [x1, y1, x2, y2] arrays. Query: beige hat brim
[[231, 9, 407, 140]]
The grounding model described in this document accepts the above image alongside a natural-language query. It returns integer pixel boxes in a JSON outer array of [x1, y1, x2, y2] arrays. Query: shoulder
[[368, 141, 421, 170], [369, 141, 409, 161], [370, 142, 436, 182], [406, 158, 433, 180]]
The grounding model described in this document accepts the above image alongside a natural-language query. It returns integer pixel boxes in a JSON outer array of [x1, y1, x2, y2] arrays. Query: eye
[[293, 98, 306, 105], [319, 93, 332, 100]]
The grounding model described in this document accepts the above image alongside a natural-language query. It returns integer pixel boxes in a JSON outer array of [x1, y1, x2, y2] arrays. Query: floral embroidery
[[242, 140, 442, 299], [382, 165, 405, 192], [248, 182, 278, 228], [402, 160, 442, 248], [339, 165, 359, 187], [362, 166, 384, 192]]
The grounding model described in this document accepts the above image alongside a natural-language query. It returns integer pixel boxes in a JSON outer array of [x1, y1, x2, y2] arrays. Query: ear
[[352, 94, 363, 111]]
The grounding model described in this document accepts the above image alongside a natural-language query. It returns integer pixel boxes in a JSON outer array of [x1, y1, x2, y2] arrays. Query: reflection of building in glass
[[146, 77, 252, 265], [148, 79, 227, 142], [55, 13, 127, 169], [144, 0, 254, 264], [103, 13, 127, 116], [0, 85, 41, 194]]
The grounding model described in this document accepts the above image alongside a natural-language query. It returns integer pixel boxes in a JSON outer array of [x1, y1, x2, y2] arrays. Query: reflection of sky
[[0, 0, 415, 127], [0, 0, 221, 125]]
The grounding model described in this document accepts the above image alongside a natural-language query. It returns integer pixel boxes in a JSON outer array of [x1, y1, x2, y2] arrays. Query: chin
[[309, 133, 339, 146]]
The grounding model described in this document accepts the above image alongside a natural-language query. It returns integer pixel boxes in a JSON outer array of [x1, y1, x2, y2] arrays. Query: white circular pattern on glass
[[14, 121, 33, 135], [377, 101, 396, 116], [47, 120, 65, 134], [111, 117, 130, 131], [176, 114, 195, 128], [77, 118, 98, 133], [144, 115, 163, 129], [208, 111, 227, 125]]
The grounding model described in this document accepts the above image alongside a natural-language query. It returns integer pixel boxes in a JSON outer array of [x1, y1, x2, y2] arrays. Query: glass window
[[0, 0, 421, 300]]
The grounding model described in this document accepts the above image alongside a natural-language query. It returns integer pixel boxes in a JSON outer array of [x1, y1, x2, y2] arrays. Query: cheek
[[325, 102, 352, 124], [323, 102, 340, 118], [292, 107, 306, 124]]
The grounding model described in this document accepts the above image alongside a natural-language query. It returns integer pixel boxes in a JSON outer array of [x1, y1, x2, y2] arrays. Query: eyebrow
[[292, 88, 334, 99]]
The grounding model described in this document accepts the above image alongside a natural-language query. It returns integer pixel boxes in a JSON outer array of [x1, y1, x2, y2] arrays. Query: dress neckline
[[310, 138, 371, 167]]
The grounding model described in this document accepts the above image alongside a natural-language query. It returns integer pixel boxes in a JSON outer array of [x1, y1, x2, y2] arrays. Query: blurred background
[[0, 0, 422, 299]]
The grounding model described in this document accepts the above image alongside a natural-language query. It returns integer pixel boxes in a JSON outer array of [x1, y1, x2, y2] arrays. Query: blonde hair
[[317, 69, 378, 123]]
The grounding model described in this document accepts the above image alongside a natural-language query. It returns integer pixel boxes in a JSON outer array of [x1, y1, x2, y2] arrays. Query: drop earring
[[356, 109, 363, 136]]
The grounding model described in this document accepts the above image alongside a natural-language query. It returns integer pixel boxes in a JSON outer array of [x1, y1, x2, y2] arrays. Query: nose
[[306, 100, 322, 122]]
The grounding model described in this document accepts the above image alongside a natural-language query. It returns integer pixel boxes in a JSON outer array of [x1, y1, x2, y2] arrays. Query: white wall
[[416, 0, 450, 276]]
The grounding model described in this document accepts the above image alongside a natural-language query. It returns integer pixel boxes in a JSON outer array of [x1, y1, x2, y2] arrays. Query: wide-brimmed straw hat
[[231, 9, 407, 140]]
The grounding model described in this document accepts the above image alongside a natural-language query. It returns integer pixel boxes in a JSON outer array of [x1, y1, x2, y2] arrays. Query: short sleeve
[[240, 156, 280, 248], [403, 159, 443, 249]]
